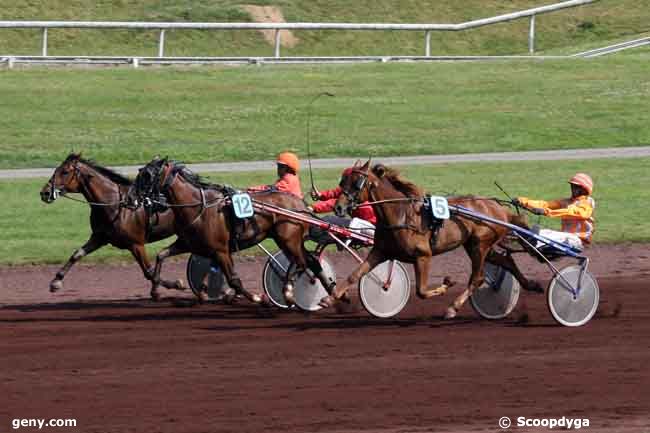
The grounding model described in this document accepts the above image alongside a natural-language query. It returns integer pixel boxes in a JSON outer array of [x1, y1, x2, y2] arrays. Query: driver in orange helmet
[[515, 173, 595, 249], [248, 151, 303, 199]]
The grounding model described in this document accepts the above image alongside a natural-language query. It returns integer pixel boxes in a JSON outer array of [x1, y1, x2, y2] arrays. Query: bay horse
[[127, 157, 332, 305], [327, 160, 540, 319], [40, 153, 184, 299]]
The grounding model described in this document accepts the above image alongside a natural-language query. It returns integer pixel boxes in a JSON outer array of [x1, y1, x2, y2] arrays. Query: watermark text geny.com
[[12, 419, 77, 430]]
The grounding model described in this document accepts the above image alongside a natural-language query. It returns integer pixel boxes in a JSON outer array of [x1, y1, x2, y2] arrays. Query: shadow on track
[[0, 299, 549, 330]]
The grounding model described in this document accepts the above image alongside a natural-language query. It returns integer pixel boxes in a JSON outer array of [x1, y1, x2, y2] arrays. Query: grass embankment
[[1, 157, 647, 266], [1, 58, 649, 169], [0, 0, 647, 57]]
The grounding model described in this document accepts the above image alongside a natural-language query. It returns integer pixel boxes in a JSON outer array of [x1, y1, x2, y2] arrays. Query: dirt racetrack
[[1, 243, 649, 433]]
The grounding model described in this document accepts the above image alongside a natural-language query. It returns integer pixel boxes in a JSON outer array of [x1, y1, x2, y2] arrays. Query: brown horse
[[127, 157, 332, 305], [40, 154, 184, 299], [327, 160, 539, 318]]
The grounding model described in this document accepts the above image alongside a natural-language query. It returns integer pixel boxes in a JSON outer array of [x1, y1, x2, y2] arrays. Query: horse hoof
[[444, 306, 457, 320], [150, 290, 161, 302], [431, 285, 448, 297], [417, 285, 447, 300], [319, 295, 336, 309], [222, 289, 236, 305], [260, 294, 272, 307], [283, 284, 296, 306], [197, 290, 209, 304], [49, 279, 63, 293], [175, 279, 186, 290]]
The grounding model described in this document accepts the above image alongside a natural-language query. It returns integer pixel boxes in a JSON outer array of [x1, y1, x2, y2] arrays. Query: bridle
[[340, 167, 427, 234], [47, 160, 82, 201], [129, 160, 170, 209], [45, 159, 127, 208], [340, 168, 370, 208], [132, 160, 222, 211]]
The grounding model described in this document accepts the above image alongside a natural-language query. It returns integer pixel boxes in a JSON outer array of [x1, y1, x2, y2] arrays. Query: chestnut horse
[[327, 160, 539, 318], [40, 153, 184, 299], [127, 157, 331, 305]]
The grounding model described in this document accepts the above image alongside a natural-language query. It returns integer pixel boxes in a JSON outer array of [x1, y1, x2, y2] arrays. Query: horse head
[[41, 153, 84, 203], [127, 156, 170, 209], [334, 159, 373, 217]]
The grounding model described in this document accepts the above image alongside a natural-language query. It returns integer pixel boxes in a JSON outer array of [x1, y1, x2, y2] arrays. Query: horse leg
[[129, 243, 186, 293], [305, 250, 336, 295], [49, 234, 106, 292], [445, 242, 490, 319], [486, 250, 544, 293], [282, 261, 298, 306], [214, 251, 262, 304], [281, 241, 307, 306], [151, 240, 189, 301], [414, 256, 456, 299], [320, 247, 385, 308]]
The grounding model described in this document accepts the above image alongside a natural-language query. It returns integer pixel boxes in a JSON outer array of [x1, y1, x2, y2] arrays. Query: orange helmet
[[276, 152, 299, 173], [569, 173, 593, 195]]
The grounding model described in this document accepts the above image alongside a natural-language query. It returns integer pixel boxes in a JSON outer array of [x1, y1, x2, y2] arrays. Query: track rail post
[[158, 29, 165, 57], [42, 27, 48, 56], [529, 15, 536, 54], [274, 29, 281, 58]]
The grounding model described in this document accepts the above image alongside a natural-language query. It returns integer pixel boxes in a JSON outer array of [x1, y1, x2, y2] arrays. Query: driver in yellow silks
[[515, 173, 595, 250]]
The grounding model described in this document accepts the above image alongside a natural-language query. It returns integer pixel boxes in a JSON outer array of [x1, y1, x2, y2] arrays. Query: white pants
[[348, 217, 375, 238], [538, 229, 583, 250]]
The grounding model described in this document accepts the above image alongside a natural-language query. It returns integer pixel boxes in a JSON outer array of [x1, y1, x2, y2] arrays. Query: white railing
[[0, 0, 595, 61]]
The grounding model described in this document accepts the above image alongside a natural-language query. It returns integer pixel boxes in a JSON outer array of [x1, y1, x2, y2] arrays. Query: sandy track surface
[[1, 244, 649, 433]]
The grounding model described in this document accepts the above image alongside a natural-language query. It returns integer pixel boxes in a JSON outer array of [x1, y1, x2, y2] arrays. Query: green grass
[[544, 30, 650, 55], [1, 157, 647, 266], [0, 0, 648, 57], [1, 57, 649, 169]]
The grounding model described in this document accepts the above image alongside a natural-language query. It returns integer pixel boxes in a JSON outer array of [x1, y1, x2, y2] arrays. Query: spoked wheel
[[547, 265, 599, 327], [262, 250, 336, 311], [470, 262, 521, 320], [359, 260, 410, 318], [186, 254, 226, 301]]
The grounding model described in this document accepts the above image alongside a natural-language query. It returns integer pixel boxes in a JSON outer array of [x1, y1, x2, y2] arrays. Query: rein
[[350, 197, 421, 208], [60, 193, 125, 207]]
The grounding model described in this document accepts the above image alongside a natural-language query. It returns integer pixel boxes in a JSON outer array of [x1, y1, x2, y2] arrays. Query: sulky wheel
[[547, 265, 599, 327], [470, 262, 521, 320], [359, 260, 410, 318], [262, 250, 335, 311], [186, 254, 226, 301]]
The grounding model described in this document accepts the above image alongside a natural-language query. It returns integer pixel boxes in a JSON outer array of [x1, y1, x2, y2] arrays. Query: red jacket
[[312, 186, 377, 225], [249, 173, 303, 199]]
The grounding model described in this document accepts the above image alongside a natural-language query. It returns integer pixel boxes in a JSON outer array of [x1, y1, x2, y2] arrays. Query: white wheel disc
[[470, 262, 520, 320], [359, 261, 410, 318], [186, 254, 226, 301], [262, 251, 336, 311], [263, 251, 292, 309], [547, 265, 599, 327], [294, 256, 335, 312]]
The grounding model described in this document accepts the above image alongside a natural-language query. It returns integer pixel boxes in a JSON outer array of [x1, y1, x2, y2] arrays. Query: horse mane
[[66, 153, 132, 186], [372, 164, 423, 198], [171, 162, 224, 191]]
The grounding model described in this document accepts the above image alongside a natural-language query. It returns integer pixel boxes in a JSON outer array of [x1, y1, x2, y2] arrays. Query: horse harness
[[153, 168, 262, 251], [344, 168, 446, 248]]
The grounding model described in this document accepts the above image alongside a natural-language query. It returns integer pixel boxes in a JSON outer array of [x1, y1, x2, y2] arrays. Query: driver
[[310, 168, 376, 223], [248, 151, 303, 199], [308, 167, 377, 243], [515, 173, 595, 250]]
